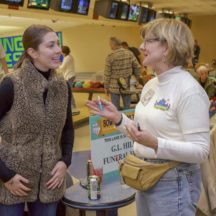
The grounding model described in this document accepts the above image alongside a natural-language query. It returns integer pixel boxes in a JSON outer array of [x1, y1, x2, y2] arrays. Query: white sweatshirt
[[117, 66, 210, 163]]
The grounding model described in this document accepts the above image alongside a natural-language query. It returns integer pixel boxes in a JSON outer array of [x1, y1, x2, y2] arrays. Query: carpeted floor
[[67, 93, 136, 216]]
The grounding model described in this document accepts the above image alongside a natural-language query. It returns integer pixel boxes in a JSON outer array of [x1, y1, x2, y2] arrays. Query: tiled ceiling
[[131, 0, 216, 15]]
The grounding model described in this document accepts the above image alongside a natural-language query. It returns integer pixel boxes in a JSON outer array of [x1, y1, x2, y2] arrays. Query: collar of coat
[[18, 58, 63, 98]]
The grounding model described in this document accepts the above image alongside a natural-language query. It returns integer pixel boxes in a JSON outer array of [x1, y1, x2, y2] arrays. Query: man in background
[[121, 41, 143, 65], [122, 41, 145, 86], [104, 37, 141, 110], [0, 43, 8, 75]]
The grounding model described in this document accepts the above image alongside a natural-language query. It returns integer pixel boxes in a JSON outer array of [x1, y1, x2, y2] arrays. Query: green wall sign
[[0, 32, 63, 69]]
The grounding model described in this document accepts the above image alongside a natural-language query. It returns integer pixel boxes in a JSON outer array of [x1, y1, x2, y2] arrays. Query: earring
[[162, 55, 166, 63]]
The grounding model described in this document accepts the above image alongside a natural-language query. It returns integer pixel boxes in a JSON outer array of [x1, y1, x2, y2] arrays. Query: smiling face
[[27, 32, 61, 71], [139, 19, 194, 74]]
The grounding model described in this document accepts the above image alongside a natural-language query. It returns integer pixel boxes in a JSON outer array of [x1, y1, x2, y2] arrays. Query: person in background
[[104, 37, 141, 110], [192, 39, 201, 67], [122, 41, 146, 86], [187, 60, 199, 80], [121, 41, 129, 49], [0, 43, 9, 74], [0, 24, 74, 216], [58, 45, 76, 108], [196, 63, 216, 100], [121, 41, 143, 65], [86, 19, 210, 216]]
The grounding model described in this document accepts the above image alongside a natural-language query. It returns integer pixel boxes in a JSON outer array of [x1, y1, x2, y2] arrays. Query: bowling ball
[[93, 82, 103, 88], [83, 81, 91, 88], [75, 81, 83, 88]]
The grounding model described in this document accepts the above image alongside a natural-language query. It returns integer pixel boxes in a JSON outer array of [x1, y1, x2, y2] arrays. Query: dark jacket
[[199, 77, 216, 100]]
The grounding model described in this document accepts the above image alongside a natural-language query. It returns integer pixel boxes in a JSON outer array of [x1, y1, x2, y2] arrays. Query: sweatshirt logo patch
[[154, 99, 170, 111], [141, 89, 155, 106]]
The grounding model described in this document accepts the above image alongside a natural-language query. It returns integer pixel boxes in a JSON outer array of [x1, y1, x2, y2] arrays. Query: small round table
[[62, 180, 136, 216]]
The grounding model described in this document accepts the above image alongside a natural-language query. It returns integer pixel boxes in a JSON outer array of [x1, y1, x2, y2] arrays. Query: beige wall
[[191, 15, 216, 64], [65, 15, 216, 73], [1, 23, 142, 73], [3, 15, 216, 73], [62, 24, 142, 73]]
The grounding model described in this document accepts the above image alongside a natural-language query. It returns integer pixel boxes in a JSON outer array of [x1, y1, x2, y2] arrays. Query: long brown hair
[[15, 24, 54, 69]]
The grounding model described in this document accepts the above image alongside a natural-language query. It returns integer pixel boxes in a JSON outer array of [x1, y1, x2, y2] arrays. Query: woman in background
[[0, 24, 74, 216], [58, 45, 76, 108], [196, 63, 216, 100], [86, 19, 210, 216]]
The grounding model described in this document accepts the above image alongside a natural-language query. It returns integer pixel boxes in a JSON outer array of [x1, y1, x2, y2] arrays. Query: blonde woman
[[86, 19, 210, 216]]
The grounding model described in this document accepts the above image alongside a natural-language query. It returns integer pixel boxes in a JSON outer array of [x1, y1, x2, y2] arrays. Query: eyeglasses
[[144, 38, 160, 45], [139, 38, 160, 51]]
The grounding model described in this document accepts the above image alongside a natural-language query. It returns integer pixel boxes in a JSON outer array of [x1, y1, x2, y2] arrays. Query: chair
[[197, 127, 216, 215]]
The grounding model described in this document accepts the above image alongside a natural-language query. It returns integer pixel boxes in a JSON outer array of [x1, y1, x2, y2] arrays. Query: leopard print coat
[[0, 58, 68, 204]]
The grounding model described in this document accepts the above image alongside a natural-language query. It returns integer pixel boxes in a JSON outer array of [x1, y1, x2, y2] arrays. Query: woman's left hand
[[46, 161, 67, 190], [125, 122, 158, 151]]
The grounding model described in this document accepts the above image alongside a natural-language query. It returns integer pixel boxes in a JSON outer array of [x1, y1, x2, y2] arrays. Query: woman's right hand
[[4, 174, 31, 197], [86, 98, 122, 124]]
